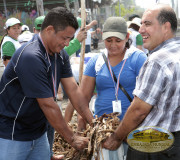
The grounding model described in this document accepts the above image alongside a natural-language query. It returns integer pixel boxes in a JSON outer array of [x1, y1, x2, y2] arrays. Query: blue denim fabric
[[47, 122, 55, 157], [0, 132, 50, 160]]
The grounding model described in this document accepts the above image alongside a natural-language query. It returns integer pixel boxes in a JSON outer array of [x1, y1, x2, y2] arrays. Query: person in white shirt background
[[18, 24, 33, 45], [0, 18, 22, 67]]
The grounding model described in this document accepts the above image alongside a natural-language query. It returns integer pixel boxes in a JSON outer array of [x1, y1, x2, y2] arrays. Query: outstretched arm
[[77, 75, 96, 131], [103, 96, 152, 150], [61, 77, 94, 124], [64, 27, 87, 56], [37, 97, 89, 150], [86, 20, 97, 31]]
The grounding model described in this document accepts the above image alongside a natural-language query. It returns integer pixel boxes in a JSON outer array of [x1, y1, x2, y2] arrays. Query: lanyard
[[39, 34, 57, 100], [48, 53, 57, 99], [107, 57, 127, 100]]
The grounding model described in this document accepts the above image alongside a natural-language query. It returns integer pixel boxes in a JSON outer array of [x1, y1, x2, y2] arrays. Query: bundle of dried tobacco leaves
[[53, 113, 120, 160]]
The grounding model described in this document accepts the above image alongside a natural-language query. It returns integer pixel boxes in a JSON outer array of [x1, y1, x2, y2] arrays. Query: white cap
[[18, 31, 33, 44], [130, 17, 141, 27], [127, 21, 131, 27], [4, 18, 22, 29], [21, 25, 29, 32]]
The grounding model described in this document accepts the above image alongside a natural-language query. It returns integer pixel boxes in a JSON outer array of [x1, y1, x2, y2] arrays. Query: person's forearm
[[86, 20, 97, 30], [86, 24, 93, 30], [114, 109, 146, 141], [77, 114, 87, 131], [37, 98, 74, 144], [76, 103, 93, 124], [66, 88, 93, 124], [68, 98, 93, 124], [56, 114, 74, 144], [78, 93, 94, 124], [114, 97, 152, 141], [61, 78, 94, 124]]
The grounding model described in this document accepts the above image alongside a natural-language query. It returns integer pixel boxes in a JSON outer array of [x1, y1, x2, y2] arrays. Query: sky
[[135, 0, 172, 9], [135, 0, 180, 18]]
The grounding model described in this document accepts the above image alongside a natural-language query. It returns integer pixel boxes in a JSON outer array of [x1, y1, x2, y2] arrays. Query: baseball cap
[[4, 18, 23, 29], [34, 16, 45, 30], [129, 17, 141, 27], [102, 17, 127, 40], [21, 25, 29, 32]]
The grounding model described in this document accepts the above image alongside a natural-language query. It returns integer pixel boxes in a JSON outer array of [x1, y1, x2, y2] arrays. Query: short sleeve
[[84, 55, 98, 77], [136, 34, 143, 45], [133, 61, 165, 106], [59, 50, 73, 78], [64, 38, 81, 56], [134, 51, 147, 76], [2, 41, 16, 57]]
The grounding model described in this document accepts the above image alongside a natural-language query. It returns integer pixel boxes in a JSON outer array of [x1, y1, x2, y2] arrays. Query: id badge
[[112, 100, 122, 114]]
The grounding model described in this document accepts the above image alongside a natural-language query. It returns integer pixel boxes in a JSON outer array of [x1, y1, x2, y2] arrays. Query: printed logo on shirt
[[127, 126, 174, 153]]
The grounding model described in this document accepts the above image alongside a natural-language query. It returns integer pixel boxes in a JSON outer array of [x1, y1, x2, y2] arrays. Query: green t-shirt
[[2, 41, 16, 57], [136, 34, 143, 46], [64, 38, 81, 56]]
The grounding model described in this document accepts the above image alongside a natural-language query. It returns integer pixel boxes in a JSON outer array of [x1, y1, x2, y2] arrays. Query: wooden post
[[78, 0, 86, 84], [65, 0, 70, 10], [118, 0, 121, 16], [74, 0, 79, 17], [36, 0, 44, 16], [3, 0, 8, 18]]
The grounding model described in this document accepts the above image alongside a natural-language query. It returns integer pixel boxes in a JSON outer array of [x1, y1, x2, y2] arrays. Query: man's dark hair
[[41, 7, 78, 32], [129, 23, 140, 32], [129, 14, 140, 21], [157, 8, 177, 33]]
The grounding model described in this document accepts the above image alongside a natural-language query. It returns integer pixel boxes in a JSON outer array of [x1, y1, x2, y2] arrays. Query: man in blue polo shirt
[[0, 7, 93, 160]]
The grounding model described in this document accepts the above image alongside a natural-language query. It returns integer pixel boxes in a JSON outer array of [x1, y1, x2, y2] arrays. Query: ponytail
[[125, 38, 132, 49], [0, 31, 8, 58], [0, 33, 7, 48]]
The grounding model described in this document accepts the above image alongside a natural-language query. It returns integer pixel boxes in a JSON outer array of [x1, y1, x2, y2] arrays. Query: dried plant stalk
[[53, 113, 120, 160]]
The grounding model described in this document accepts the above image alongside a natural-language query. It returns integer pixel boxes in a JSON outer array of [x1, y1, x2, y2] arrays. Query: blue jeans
[[47, 122, 55, 157], [0, 132, 50, 160]]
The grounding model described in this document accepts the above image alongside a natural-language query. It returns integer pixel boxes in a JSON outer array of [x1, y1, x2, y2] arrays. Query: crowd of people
[[0, 3, 180, 160]]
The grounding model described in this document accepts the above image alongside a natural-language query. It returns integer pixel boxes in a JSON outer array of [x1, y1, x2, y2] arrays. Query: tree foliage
[[115, 2, 135, 19]]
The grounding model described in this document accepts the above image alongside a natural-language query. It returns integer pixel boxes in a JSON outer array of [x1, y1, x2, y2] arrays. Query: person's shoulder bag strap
[[102, 53, 132, 102]]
